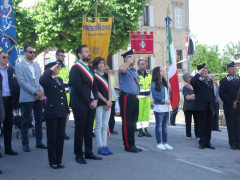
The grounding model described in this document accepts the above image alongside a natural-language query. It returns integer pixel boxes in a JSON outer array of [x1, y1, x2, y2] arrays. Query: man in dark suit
[[190, 63, 215, 149], [219, 62, 240, 150], [69, 45, 101, 164], [0, 51, 20, 155]]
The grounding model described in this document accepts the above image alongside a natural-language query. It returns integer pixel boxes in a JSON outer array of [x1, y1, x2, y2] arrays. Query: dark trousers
[[21, 100, 43, 146], [224, 112, 240, 147], [3, 97, 14, 151], [72, 108, 96, 157], [184, 110, 199, 138], [212, 102, 219, 130], [46, 118, 65, 166], [170, 106, 178, 125], [119, 94, 139, 148], [108, 101, 116, 132], [196, 105, 213, 146]]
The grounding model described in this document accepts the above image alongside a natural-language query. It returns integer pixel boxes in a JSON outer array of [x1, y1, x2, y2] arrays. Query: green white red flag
[[165, 16, 180, 109]]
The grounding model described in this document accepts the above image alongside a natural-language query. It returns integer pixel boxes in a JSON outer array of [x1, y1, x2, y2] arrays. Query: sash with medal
[[95, 72, 109, 93], [75, 60, 94, 86]]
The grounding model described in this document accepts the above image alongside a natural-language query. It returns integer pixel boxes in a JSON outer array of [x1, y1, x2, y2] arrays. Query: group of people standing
[[181, 62, 240, 150], [0, 44, 240, 173]]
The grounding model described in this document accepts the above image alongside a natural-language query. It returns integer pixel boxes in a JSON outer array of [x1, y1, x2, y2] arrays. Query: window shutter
[[149, 5, 154, 27]]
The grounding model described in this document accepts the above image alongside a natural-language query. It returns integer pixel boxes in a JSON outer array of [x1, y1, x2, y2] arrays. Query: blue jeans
[[21, 100, 43, 146], [94, 106, 111, 147], [154, 111, 169, 144]]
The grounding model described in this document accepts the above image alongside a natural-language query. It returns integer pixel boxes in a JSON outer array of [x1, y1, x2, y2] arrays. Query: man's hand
[[66, 114, 70, 122], [35, 90, 43, 100], [233, 100, 238, 109], [89, 100, 97, 109], [199, 67, 205, 75]]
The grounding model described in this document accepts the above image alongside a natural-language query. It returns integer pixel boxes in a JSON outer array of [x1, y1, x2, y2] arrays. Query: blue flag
[[0, 0, 18, 72]]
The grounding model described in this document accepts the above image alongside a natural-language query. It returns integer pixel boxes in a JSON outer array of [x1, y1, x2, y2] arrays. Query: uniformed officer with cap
[[40, 58, 70, 169], [219, 61, 240, 150], [190, 63, 215, 149], [119, 49, 142, 153]]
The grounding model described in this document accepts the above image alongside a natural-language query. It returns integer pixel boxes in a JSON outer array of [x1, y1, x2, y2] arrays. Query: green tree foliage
[[191, 44, 226, 80], [191, 41, 240, 80], [13, 0, 146, 56]]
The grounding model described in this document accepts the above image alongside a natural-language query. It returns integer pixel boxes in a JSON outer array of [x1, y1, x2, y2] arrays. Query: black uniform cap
[[45, 58, 60, 70], [227, 61, 235, 68], [121, 48, 134, 59], [197, 63, 206, 71]]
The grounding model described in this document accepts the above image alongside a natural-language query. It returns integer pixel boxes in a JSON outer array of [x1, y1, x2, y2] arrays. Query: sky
[[189, 0, 240, 52]]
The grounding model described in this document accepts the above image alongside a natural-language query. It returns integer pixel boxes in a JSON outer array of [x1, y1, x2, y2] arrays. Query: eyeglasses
[[58, 55, 66, 58], [26, 51, 36, 54], [2, 56, 9, 59]]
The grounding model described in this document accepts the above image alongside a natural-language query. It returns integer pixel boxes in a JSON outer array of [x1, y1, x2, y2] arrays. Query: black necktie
[[204, 79, 209, 87]]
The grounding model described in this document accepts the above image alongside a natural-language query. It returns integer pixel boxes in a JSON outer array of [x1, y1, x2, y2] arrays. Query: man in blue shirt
[[119, 49, 141, 153], [0, 51, 19, 156]]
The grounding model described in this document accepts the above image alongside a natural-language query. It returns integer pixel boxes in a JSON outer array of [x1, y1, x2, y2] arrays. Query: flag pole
[[165, 8, 171, 130]]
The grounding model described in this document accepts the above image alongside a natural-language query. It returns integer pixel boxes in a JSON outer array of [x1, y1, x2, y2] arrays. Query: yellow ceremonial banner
[[82, 17, 112, 63]]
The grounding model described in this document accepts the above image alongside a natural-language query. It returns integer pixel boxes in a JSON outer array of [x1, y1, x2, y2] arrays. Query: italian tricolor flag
[[166, 16, 180, 109]]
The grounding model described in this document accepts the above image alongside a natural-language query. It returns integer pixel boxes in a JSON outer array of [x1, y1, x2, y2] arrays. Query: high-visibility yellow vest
[[57, 65, 69, 85], [138, 70, 151, 98]]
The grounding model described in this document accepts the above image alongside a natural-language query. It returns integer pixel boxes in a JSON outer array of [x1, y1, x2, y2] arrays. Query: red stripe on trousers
[[123, 95, 129, 148]]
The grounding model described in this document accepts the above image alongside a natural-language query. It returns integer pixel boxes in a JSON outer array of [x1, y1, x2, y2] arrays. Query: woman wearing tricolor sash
[[92, 57, 113, 155]]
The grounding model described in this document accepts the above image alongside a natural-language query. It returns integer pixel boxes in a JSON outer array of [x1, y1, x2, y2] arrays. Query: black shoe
[[36, 143, 47, 149], [138, 129, 143, 137], [199, 145, 205, 149], [134, 146, 142, 152], [50, 164, 59, 169], [212, 129, 221, 131], [205, 144, 215, 149], [23, 145, 30, 152], [64, 134, 70, 140], [110, 130, 118, 135], [58, 164, 64, 168], [143, 128, 152, 137], [125, 146, 138, 153], [231, 146, 237, 150], [0, 152, 2, 158], [76, 156, 87, 164], [171, 124, 176, 126], [236, 145, 240, 150], [0, 170, 2, 174], [5, 150, 18, 155], [85, 153, 102, 160]]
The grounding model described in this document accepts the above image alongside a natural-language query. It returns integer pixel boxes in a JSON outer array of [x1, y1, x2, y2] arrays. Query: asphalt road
[[0, 111, 240, 180]]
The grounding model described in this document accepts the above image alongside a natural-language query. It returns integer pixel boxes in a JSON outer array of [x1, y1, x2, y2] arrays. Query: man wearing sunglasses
[[0, 51, 20, 156], [15, 45, 47, 152], [56, 49, 70, 140]]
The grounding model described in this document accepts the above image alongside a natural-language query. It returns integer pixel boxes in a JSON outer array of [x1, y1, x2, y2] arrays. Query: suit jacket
[[0, 90, 4, 123], [39, 70, 70, 119], [190, 73, 215, 112], [69, 64, 98, 109], [219, 75, 240, 114], [15, 59, 43, 102], [0, 67, 20, 106]]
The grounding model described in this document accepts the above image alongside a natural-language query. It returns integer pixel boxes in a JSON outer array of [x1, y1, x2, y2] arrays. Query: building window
[[176, 50, 183, 69], [174, 7, 182, 29], [143, 6, 149, 26]]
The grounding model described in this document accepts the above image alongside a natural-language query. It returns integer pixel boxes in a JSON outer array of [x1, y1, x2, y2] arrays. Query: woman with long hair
[[151, 66, 173, 151], [92, 57, 113, 155]]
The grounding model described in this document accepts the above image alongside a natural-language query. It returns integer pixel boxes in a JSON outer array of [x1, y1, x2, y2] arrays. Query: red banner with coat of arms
[[130, 31, 154, 54]]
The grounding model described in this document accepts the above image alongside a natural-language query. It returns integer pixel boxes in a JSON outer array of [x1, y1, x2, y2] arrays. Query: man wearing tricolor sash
[[69, 45, 102, 164], [119, 49, 142, 153]]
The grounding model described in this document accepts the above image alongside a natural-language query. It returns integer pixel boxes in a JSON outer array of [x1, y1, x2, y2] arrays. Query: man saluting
[[119, 49, 141, 153]]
